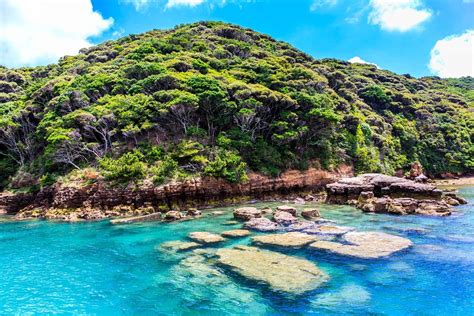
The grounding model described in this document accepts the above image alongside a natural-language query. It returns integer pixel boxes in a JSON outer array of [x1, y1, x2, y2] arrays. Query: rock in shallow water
[[252, 232, 317, 249], [275, 205, 297, 216], [244, 218, 282, 232], [110, 212, 162, 224], [160, 240, 201, 252], [233, 207, 262, 221], [309, 231, 412, 259], [273, 211, 298, 226], [188, 232, 226, 244], [215, 246, 329, 294], [221, 229, 251, 238]]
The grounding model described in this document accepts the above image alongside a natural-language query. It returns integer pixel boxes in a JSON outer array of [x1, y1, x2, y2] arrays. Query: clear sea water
[[0, 186, 473, 315]]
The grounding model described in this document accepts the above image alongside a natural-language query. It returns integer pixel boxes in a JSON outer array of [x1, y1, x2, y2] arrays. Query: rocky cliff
[[1, 167, 352, 220]]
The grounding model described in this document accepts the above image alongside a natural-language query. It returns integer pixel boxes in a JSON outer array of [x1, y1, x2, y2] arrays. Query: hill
[[1, 21, 473, 190]]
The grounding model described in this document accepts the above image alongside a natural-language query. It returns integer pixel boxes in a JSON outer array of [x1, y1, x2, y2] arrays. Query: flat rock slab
[[160, 240, 201, 252], [244, 218, 282, 232], [275, 205, 297, 216], [189, 232, 226, 244], [252, 232, 317, 249], [303, 225, 353, 236], [110, 212, 162, 224], [221, 229, 251, 238], [216, 246, 329, 294], [309, 231, 413, 259], [273, 211, 298, 226], [233, 207, 262, 221]]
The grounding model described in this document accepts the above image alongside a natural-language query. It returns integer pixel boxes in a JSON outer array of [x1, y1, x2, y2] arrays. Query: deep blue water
[[1, 187, 473, 315]]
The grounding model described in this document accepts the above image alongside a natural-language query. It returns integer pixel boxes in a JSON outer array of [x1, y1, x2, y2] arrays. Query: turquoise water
[[1, 187, 473, 315]]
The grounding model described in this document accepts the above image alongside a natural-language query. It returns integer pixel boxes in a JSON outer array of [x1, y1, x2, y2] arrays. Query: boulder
[[275, 205, 297, 216], [215, 246, 329, 294], [221, 229, 251, 238], [186, 208, 202, 216], [301, 208, 321, 219], [110, 212, 162, 224], [443, 192, 468, 205], [309, 231, 412, 259], [233, 207, 261, 221], [244, 218, 282, 232], [164, 211, 184, 221], [252, 232, 317, 249], [160, 240, 201, 252], [188, 232, 225, 244], [273, 211, 298, 226], [409, 161, 424, 179]]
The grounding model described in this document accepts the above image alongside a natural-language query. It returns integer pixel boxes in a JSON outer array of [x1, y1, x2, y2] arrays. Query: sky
[[1, 0, 473, 78]]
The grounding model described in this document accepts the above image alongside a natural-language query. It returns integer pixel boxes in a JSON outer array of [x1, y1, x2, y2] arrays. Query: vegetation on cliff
[[1, 21, 473, 190]]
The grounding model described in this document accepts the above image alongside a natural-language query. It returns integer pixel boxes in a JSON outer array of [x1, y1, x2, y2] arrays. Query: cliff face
[[0, 167, 352, 215]]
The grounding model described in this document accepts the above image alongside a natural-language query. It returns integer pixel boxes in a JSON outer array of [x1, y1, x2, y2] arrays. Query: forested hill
[[1, 21, 473, 190]]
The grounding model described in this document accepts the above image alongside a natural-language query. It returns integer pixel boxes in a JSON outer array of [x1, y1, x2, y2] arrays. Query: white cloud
[[121, 0, 151, 11], [368, 0, 431, 32], [348, 56, 379, 68], [310, 0, 338, 11], [0, 0, 113, 68], [429, 30, 474, 78], [166, 0, 206, 8]]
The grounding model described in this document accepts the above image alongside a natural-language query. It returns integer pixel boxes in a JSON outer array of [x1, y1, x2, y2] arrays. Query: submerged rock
[[286, 220, 318, 232], [160, 240, 201, 252], [273, 211, 298, 226], [221, 229, 251, 238], [252, 232, 317, 249], [244, 218, 282, 232], [309, 231, 412, 259], [188, 232, 226, 244], [233, 207, 262, 221], [215, 246, 329, 294], [110, 212, 162, 224], [303, 225, 353, 236]]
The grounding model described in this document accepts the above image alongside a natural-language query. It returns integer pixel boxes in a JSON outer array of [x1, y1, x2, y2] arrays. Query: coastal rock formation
[[309, 231, 412, 259], [215, 246, 329, 294], [326, 174, 442, 204], [273, 211, 298, 225], [3, 168, 346, 217], [221, 229, 251, 238], [326, 173, 464, 216], [244, 218, 282, 232], [233, 207, 261, 221], [357, 196, 452, 216], [160, 240, 201, 252], [188, 232, 225, 244], [252, 232, 317, 249]]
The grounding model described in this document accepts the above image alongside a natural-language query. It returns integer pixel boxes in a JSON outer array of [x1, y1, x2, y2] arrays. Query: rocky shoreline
[[0, 168, 347, 221], [0, 168, 469, 222]]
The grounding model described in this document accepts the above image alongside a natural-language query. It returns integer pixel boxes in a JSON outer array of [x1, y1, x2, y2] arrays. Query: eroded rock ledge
[[1, 167, 349, 221], [326, 173, 467, 216]]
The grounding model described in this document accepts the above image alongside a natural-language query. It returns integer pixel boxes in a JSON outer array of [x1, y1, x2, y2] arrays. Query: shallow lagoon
[[0, 187, 473, 315]]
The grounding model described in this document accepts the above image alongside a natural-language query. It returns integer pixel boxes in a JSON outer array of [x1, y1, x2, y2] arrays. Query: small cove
[[0, 187, 473, 315]]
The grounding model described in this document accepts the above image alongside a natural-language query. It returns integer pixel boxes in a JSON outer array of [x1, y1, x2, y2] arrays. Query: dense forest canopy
[[1, 21, 473, 190]]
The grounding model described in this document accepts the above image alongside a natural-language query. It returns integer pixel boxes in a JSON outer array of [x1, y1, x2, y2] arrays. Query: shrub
[[204, 149, 248, 183], [99, 150, 146, 182]]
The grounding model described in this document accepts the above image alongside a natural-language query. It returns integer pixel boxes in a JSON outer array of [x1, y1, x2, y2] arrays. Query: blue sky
[[2, 0, 473, 77]]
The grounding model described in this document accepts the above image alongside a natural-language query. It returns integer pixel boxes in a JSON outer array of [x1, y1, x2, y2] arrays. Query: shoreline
[[434, 176, 474, 187]]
